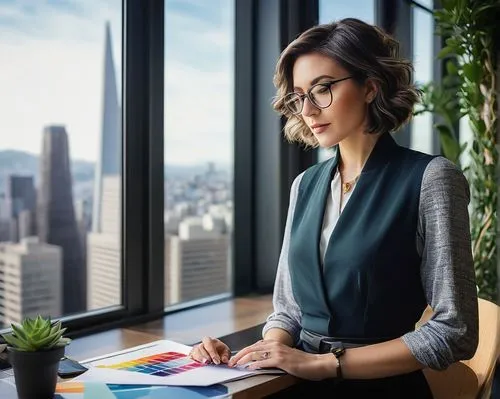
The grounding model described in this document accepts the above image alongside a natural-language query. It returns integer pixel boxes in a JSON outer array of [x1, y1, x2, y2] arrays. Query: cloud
[[0, 0, 234, 166], [0, 1, 121, 47], [164, 61, 233, 165], [164, 0, 234, 166], [164, 2, 233, 71], [0, 0, 122, 162]]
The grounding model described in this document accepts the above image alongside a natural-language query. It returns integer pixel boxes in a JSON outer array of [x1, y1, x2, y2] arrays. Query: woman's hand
[[188, 337, 231, 365], [227, 339, 334, 381]]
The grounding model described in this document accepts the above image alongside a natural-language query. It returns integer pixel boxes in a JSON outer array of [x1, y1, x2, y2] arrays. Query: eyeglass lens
[[285, 84, 333, 114]]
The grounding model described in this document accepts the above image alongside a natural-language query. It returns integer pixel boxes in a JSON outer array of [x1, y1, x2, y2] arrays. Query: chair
[[415, 298, 500, 399]]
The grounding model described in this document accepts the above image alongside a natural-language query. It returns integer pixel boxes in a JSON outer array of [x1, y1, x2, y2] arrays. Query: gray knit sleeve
[[402, 156, 479, 370], [261, 172, 304, 346]]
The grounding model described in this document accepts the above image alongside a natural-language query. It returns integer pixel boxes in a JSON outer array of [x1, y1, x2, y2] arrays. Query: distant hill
[[0, 150, 39, 175], [0, 150, 95, 195], [0, 150, 231, 195]]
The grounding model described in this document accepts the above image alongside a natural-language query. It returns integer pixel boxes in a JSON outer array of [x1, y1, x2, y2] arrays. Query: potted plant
[[1, 315, 71, 399]]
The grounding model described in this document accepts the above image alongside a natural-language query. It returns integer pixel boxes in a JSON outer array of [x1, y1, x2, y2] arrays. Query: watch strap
[[330, 345, 346, 380]]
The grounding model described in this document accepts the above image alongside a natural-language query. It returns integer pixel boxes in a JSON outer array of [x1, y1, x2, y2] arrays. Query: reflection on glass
[[410, 6, 434, 154], [0, 2, 123, 325], [317, 0, 375, 162], [459, 116, 473, 170], [164, 1, 234, 307]]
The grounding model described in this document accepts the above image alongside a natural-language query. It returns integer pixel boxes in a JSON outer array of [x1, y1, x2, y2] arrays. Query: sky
[[0, 0, 434, 165], [0, 0, 123, 162], [0, 0, 234, 165]]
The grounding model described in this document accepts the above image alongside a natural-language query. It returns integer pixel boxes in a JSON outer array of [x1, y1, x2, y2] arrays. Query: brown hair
[[273, 18, 419, 147]]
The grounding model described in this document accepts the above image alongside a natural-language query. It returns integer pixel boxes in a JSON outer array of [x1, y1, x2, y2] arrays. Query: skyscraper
[[165, 217, 230, 305], [0, 237, 62, 326], [92, 21, 121, 234], [87, 176, 121, 310], [7, 176, 36, 218], [37, 125, 86, 314], [0, 194, 12, 242], [7, 175, 36, 241], [87, 22, 122, 310], [17, 209, 33, 241]]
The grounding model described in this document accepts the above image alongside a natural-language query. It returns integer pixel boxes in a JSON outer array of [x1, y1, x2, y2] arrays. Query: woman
[[189, 18, 478, 397]]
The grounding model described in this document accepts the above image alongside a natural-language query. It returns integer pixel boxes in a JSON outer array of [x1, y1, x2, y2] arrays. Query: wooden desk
[[63, 296, 300, 398], [65, 327, 298, 398]]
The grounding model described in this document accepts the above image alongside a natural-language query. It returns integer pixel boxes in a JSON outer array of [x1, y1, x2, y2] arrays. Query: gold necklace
[[341, 175, 360, 194]]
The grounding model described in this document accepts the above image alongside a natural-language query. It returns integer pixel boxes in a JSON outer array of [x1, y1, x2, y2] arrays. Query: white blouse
[[319, 168, 357, 265]]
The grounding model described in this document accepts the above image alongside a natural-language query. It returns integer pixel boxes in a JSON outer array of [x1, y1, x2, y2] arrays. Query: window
[[410, 3, 434, 154], [164, 1, 234, 307], [0, 2, 122, 326], [320, 0, 375, 23], [318, 0, 375, 162]]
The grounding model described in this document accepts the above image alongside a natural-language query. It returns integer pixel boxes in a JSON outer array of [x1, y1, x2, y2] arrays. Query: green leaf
[[436, 124, 461, 164], [33, 316, 41, 330], [3, 334, 35, 351], [30, 324, 49, 342], [6, 326, 38, 351], [45, 334, 65, 349], [463, 63, 482, 83], [50, 321, 62, 336], [475, 4, 500, 16], [35, 330, 65, 350], [54, 338, 71, 348], [438, 46, 454, 58], [38, 325, 51, 341], [446, 60, 459, 76], [11, 324, 29, 342], [22, 318, 35, 332]]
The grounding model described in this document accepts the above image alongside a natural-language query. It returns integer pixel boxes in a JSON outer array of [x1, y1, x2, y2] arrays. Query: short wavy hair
[[273, 18, 419, 147]]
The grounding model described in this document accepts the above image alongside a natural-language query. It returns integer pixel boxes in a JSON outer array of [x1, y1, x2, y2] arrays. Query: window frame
[[0, 0, 166, 339]]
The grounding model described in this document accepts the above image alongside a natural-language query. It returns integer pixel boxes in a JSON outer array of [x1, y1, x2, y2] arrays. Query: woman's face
[[291, 52, 373, 148]]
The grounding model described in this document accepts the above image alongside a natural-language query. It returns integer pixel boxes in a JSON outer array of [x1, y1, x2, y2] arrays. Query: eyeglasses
[[283, 76, 353, 115]]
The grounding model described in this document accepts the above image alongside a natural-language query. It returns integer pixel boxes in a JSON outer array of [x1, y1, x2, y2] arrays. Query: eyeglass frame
[[283, 76, 354, 115]]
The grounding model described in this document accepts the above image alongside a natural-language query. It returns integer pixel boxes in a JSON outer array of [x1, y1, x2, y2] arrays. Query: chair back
[[418, 298, 500, 399]]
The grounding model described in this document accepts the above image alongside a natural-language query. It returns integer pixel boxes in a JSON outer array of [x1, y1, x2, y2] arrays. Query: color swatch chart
[[96, 351, 204, 377]]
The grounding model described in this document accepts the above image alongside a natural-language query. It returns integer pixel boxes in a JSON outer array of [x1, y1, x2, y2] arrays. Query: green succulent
[[1, 315, 71, 352]]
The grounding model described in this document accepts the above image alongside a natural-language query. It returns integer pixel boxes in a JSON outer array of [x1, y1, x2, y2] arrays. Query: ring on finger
[[253, 351, 270, 361]]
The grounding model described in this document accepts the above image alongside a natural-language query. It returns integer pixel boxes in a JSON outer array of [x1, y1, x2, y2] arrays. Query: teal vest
[[289, 133, 436, 340]]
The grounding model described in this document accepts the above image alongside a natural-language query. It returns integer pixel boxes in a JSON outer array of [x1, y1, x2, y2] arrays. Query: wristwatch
[[330, 344, 346, 380]]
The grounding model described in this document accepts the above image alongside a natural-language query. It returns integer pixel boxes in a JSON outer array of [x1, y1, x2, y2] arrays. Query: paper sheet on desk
[[75, 339, 285, 387]]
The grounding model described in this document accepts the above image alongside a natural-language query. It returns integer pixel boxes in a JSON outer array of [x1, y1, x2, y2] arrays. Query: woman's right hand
[[188, 337, 231, 365]]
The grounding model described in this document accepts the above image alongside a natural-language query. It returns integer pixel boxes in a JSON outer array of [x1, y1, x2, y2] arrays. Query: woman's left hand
[[227, 339, 334, 381]]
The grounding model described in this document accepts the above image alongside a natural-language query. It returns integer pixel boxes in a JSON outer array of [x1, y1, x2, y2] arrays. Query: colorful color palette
[[96, 351, 204, 377]]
